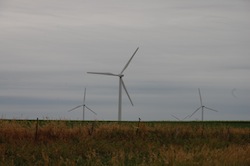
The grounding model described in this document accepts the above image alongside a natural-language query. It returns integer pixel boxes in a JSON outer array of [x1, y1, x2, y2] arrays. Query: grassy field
[[0, 120, 249, 165]]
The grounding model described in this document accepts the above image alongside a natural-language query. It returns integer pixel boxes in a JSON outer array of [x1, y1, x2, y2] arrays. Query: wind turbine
[[189, 88, 218, 121], [87, 47, 139, 121], [171, 114, 189, 121], [68, 88, 97, 120]]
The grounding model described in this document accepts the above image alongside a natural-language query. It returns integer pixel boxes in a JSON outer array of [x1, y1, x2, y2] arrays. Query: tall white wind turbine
[[189, 88, 218, 121], [68, 88, 97, 120], [87, 47, 139, 121]]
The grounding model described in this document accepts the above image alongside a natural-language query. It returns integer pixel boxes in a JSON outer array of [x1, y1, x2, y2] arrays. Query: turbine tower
[[87, 47, 139, 121], [68, 88, 97, 120], [189, 88, 218, 121]]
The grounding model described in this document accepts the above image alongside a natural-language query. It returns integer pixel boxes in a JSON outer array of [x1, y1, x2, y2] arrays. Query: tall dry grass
[[0, 120, 249, 165]]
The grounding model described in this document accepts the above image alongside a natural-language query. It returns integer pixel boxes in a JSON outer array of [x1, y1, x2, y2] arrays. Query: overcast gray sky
[[1, 0, 249, 121]]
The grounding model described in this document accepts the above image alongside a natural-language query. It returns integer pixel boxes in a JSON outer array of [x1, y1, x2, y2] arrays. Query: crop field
[[0, 120, 249, 165]]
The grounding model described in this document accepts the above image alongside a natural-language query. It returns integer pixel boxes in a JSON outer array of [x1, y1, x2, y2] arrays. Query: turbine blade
[[171, 114, 180, 121], [198, 88, 203, 107], [183, 115, 190, 120], [121, 78, 133, 106], [87, 72, 119, 76], [83, 88, 86, 105], [68, 105, 83, 112], [85, 105, 97, 115], [204, 106, 218, 112], [120, 47, 139, 74], [189, 106, 202, 118]]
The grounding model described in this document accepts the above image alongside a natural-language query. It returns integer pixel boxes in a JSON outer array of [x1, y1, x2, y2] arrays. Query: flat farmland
[[0, 120, 249, 165]]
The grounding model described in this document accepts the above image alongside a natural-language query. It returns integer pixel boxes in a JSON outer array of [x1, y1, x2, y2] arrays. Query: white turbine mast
[[87, 47, 139, 121], [189, 88, 218, 121], [68, 88, 97, 120]]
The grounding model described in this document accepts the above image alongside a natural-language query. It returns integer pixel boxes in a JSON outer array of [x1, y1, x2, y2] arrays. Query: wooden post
[[136, 117, 141, 135], [137, 117, 141, 128]]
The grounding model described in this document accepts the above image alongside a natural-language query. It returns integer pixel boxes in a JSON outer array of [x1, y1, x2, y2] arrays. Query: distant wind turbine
[[87, 47, 139, 121], [68, 88, 97, 120], [171, 114, 189, 121], [189, 88, 218, 121]]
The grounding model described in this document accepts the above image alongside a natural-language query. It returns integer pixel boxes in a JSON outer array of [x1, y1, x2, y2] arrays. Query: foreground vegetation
[[0, 120, 249, 165]]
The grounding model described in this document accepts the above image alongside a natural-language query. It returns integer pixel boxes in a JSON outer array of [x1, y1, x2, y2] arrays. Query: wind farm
[[1, 48, 249, 165], [1, 0, 250, 164]]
